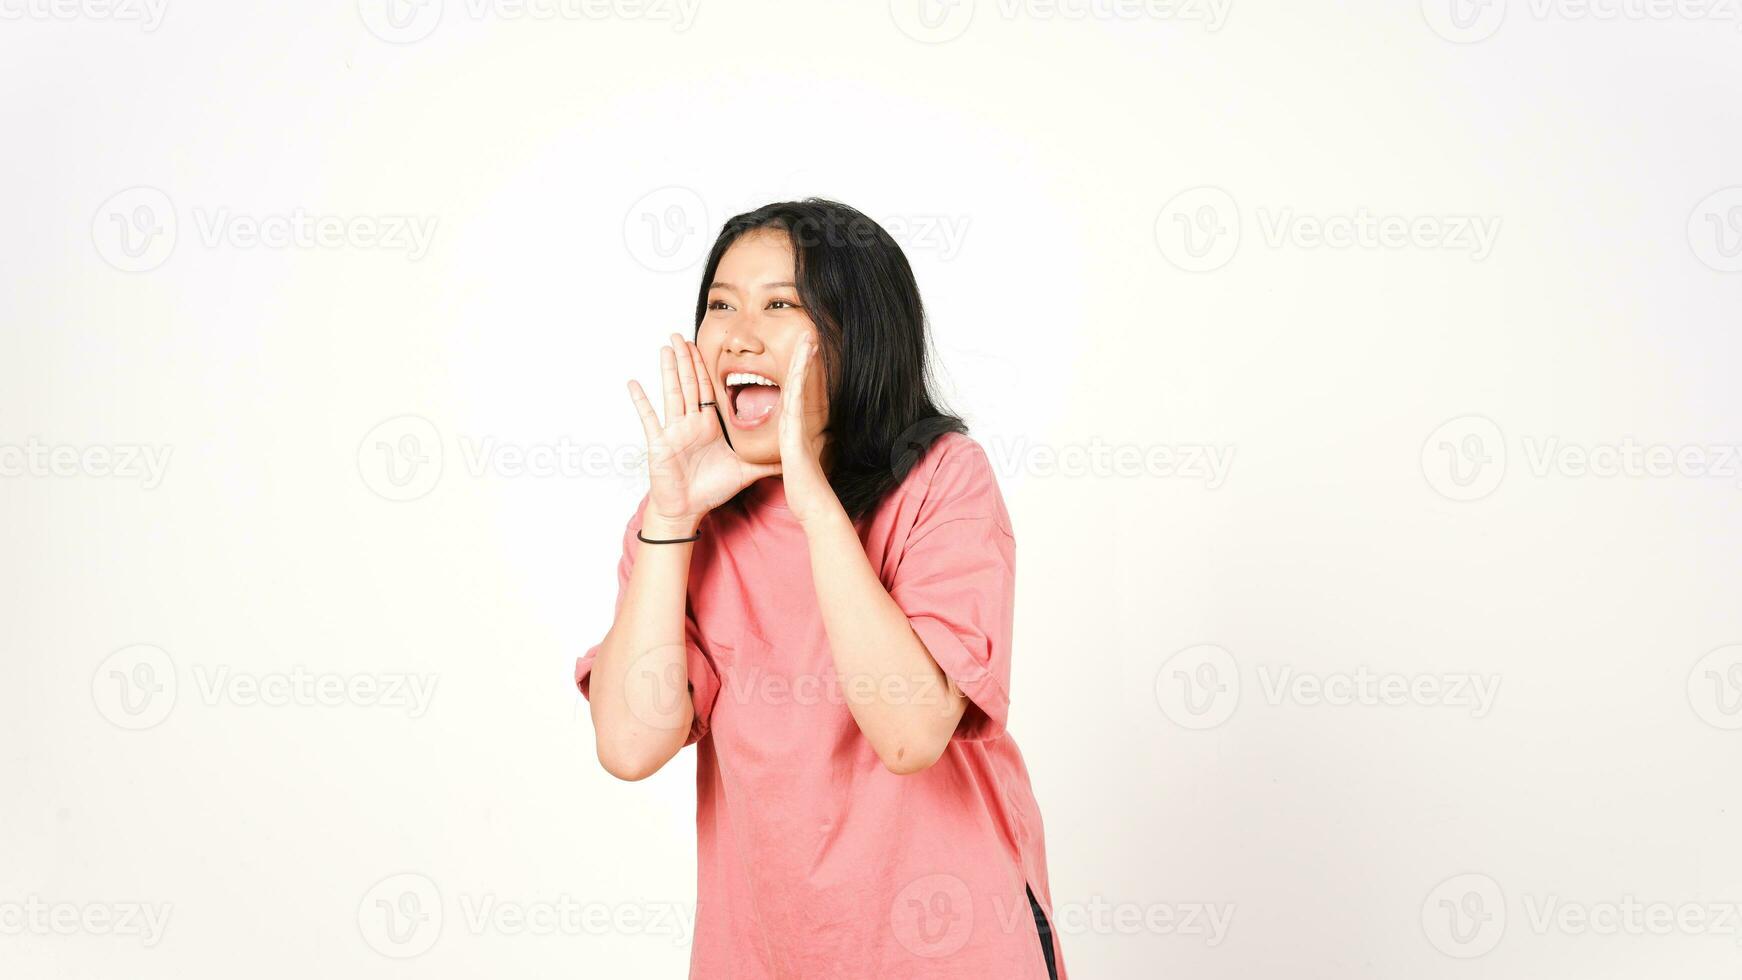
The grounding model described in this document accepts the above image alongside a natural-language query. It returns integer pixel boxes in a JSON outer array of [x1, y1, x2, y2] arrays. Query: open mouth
[[724, 371, 781, 428]]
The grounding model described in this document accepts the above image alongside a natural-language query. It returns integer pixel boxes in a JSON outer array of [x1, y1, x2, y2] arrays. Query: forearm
[[588, 507, 701, 780], [802, 506, 967, 774]]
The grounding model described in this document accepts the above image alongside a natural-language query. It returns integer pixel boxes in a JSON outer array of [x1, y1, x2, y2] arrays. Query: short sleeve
[[574, 495, 720, 747], [888, 437, 1017, 742]]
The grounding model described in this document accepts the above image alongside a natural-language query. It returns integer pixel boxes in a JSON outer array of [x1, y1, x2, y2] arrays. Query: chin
[[729, 433, 779, 466]]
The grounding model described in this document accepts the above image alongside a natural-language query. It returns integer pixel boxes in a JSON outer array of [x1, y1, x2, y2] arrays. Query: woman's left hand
[[778, 338, 842, 527]]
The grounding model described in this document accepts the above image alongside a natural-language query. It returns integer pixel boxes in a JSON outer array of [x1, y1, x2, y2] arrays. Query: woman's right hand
[[627, 332, 781, 532]]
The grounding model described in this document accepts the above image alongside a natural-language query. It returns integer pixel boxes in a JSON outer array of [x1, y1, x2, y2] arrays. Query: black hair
[[694, 198, 967, 523]]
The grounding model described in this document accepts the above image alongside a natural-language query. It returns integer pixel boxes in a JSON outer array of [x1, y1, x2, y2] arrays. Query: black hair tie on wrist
[[637, 528, 700, 544]]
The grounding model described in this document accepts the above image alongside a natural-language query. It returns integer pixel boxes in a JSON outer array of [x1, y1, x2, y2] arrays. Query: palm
[[647, 412, 753, 518], [630, 334, 777, 524], [774, 338, 835, 524]]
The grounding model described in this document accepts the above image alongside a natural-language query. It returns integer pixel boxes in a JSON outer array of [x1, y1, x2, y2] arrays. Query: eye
[[707, 299, 733, 311], [768, 298, 800, 310]]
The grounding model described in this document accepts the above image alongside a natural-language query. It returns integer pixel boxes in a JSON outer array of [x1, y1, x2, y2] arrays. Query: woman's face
[[696, 227, 829, 466]]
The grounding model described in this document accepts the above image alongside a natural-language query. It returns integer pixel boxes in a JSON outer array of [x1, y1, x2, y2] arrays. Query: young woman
[[575, 199, 1067, 979]]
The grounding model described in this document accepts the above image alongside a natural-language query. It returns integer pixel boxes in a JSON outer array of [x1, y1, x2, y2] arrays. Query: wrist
[[797, 500, 852, 537], [642, 512, 702, 540]]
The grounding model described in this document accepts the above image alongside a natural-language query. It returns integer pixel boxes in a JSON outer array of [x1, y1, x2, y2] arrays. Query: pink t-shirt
[[575, 432, 1067, 979]]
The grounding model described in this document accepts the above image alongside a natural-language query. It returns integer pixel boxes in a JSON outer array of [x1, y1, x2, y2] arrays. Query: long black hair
[[694, 198, 967, 523]]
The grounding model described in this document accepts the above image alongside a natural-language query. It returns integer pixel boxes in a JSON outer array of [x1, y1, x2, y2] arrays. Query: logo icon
[[1154, 187, 1241, 272], [1154, 643, 1240, 729], [1421, 872, 1505, 957], [1688, 644, 1742, 730], [358, 415, 444, 502], [358, 0, 443, 43], [623, 643, 696, 732], [1688, 187, 1742, 273], [890, 0, 974, 43], [1422, 0, 1506, 43], [623, 186, 711, 273], [890, 873, 974, 958], [93, 187, 177, 273], [92, 644, 177, 730], [358, 872, 442, 958], [1422, 415, 1505, 501]]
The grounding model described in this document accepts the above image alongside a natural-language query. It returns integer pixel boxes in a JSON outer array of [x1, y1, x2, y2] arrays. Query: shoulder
[[901, 432, 1014, 538], [911, 431, 993, 492]]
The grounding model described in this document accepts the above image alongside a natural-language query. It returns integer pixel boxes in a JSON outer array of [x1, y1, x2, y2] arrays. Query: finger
[[688, 341, 717, 415], [799, 338, 824, 427], [660, 344, 684, 424], [669, 332, 699, 413], [627, 379, 661, 444], [780, 340, 809, 446]]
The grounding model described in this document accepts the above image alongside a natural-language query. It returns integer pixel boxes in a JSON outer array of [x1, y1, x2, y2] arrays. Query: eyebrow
[[709, 281, 797, 291]]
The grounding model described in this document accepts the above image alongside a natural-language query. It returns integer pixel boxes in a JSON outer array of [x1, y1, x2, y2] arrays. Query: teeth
[[725, 372, 779, 387]]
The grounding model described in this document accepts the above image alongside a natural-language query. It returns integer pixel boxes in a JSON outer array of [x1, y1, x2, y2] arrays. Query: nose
[[722, 319, 766, 356]]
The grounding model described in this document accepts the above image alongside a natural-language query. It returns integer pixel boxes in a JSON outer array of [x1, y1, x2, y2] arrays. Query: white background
[[4, 1, 1742, 977]]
